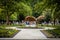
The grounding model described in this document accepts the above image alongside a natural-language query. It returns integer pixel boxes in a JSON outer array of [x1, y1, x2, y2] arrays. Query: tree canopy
[[0, 0, 60, 25]]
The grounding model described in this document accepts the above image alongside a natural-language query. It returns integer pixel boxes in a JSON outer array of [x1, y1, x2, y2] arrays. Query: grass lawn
[[0, 24, 19, 38], [39, 24, 60, 38], [53, 25, 60, 29], [47, 29, 60, 38], [0, 24, 20, 38], [41, 25, 60, 38], [41, 30, 54, 38], [0, 23, 26, 28], [0, 23, 60, 38], [0, 29, 19, 38], [0, 24, 20, 27], [41, 29, 60, 38], [36, 24, 53, 28]]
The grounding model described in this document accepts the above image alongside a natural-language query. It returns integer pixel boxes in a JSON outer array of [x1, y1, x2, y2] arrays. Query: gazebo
[[37, 15, 45, 23], [24, 16, 36, 27], [25, 16, 36, 21]]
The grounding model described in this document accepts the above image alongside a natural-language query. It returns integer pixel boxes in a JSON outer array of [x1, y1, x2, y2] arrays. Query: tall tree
[[16, 2, 32, 22], [0, 0, 19, 25], [46, 0, 60, 25]]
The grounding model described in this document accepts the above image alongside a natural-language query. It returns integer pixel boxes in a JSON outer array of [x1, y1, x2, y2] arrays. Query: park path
[[13, 29, 47, 39]]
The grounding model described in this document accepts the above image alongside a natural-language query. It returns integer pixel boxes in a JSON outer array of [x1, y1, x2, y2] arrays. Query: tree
[[32, 0, 49, 18], [16, 2, 32, 18], [18, 13, 25, 22], [0, 0, 60, 25], [41, 0, 60, 25], [16, 2, 32, 22], [46, 0, 60, 25], [42, 9, 51, 23], [10, 12, 17, 21], [0, 0, 19, 25]]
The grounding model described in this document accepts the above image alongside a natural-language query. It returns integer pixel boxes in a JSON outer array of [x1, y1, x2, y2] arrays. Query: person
[[26, 21, 29, 25]]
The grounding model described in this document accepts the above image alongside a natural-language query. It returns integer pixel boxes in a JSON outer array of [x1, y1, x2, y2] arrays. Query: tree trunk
[[6, 15, 10, 25], [51, 4, 57, 26], [53, 19, 55, 26]]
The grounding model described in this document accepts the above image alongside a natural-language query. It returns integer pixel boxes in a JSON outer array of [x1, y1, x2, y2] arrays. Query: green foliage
[[0, 29, 18, 37], [16, 2, 32, 21], [0, 0, 21, 24], [10, 12, 17, 20], [0, 8, 6, 20], [0, 0, 60, 24], [47, 29, 60, 37], [42, 9, 51, 22], [16, 2, 32, 16], [18, 13, 25, 22]]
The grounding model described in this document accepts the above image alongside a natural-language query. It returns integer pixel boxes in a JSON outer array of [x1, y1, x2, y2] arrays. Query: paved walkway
[[13, 29, 47, 39], [0, 26, 56, 39], [4, 27, 55, 39]]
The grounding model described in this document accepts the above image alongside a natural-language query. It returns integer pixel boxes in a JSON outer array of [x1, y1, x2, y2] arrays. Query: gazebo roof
[[37, 15, 45, 20], [25, 16, 36, 21]]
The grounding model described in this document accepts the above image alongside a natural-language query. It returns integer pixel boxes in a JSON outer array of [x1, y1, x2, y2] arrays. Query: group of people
[[22, 21, 36, 27], [25, 21, 36, 25]]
